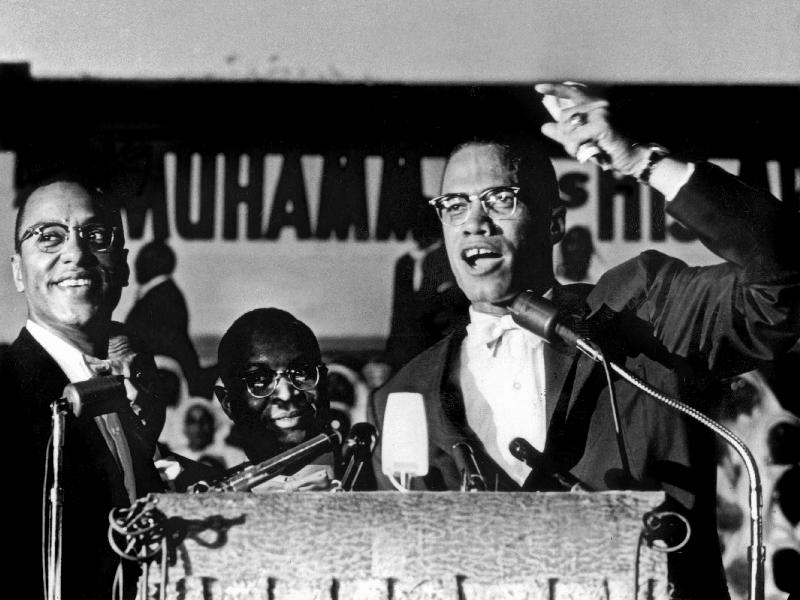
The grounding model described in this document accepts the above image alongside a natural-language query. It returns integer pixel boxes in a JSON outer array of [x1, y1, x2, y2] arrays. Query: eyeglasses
[[17, 222, 118, 253], [237, 364, 326, 398], [429, 186, 521, 227]]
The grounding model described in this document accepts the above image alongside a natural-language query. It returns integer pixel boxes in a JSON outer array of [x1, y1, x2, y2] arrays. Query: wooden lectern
[[146, 491, 668, 599]]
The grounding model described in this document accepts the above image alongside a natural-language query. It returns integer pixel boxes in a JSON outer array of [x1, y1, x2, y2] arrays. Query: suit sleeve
[[591, 162, 800, 377]]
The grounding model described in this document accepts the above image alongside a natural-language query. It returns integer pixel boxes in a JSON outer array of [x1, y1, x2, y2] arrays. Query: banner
[[113, 149, 795, 339], [0, 149, 795, 345]]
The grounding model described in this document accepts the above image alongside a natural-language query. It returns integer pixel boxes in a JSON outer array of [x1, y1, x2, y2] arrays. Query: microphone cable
[[387, 472, 411, 492], [633, 510, 692, 599], [108, 494, 168, 600]]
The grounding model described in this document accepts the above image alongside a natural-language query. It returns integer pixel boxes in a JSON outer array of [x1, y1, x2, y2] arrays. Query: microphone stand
[[45, 376, 131, 600], [192, 430, 341, 492], [47, 396, 71, 600], [572, 337, 765, 600], [452, 442, 487, 492]]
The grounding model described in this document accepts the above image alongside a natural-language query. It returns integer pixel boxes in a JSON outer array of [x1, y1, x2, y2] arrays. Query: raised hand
[[535, 82, 650, 177]]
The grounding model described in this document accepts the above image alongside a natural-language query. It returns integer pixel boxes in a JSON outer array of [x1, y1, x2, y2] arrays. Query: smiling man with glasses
[[11, 179, 128, 352], [3, 170, 166, 600], [215, 308, 335, 491], [369, 84, 800, 599]]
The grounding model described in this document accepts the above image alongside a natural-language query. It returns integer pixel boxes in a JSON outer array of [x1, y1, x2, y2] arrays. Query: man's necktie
[[83, 354, 113, 376], [82, 353, 138, 503]]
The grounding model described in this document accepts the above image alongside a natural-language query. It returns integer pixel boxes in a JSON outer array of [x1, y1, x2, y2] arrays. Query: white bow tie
[[467, 313, 543, 354]]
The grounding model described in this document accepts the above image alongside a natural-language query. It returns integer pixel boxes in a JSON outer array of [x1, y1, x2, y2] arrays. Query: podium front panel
[[147, 491, 667, 599]]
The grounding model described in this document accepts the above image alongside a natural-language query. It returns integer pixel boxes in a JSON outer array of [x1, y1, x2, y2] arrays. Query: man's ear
[[549, 206, 566, 245], [214, 385, 232, 419], [10, 254, 25, 292]]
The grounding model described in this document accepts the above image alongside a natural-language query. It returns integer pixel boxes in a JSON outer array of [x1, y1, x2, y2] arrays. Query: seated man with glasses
[[369, 83, 799, 599], [214, 308, 335, 492], [3, 169, 166, 600]]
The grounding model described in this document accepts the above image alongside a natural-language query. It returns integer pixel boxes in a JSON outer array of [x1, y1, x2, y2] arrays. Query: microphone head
[[451, 441, 474, 472], [508, 436, 538, 464], [62, 376, 128, 418], [451, 441, 487, 492], [381, 392, 429, 478], [344, 422, 378, 461], [509, 291, 560, 341], [347, 422, 378, 449]]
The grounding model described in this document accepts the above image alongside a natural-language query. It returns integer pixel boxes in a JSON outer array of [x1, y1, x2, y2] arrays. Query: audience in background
[[178, 403, 243, 473], [324, 361, 371, 440], [385, 201, 468, 371], [126, 239, 216, 397], [360, 354, 393, 392], [713, 371, 800, 599], [555, 225, 597, 284], [153, 355, 246, 483]]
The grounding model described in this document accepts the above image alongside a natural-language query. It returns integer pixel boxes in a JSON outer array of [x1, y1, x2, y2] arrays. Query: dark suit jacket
[[2, 328, 165, 600], [126, 278, 209, 396], [386, 243, 468, 370], [370, 163, 800, 599]]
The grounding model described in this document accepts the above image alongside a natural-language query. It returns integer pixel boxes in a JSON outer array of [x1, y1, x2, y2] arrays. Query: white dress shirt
[[457, 307, 548, 486]]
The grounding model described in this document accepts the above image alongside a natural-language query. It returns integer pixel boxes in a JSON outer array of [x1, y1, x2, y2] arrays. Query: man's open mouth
[[462, 247, 503, 269]]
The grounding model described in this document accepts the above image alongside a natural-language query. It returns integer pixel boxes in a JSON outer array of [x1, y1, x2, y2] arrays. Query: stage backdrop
[[0, 149, 794, 349]]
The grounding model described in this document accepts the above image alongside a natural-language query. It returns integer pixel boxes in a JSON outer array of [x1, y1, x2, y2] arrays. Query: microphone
[[509, 292, 603, 361], [510, 297, 766, 596], [452, 442, 487, 492], [62, 376, 129, 418], [340, 422, 378, 491], [211, 430, 342, 492], [509, 437, 591, 492], [381, 392, 429, 488]]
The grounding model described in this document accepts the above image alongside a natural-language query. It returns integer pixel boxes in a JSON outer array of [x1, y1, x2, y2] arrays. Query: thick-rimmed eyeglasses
[[17, 222, 118, 253], [428, 186, 521, 227], [238, 364, 326, 398]]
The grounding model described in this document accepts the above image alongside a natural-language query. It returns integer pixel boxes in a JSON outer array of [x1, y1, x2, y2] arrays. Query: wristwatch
[[636, 144, 670, 184]]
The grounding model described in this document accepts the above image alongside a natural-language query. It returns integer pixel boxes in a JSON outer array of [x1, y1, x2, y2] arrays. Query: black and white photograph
[[1, 2, 798, 599]]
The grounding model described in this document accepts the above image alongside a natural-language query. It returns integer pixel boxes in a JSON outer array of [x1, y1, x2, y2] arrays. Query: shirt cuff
[[654, 161, 696, 202]]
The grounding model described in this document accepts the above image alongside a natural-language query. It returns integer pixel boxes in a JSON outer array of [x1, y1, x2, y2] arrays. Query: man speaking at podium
[[370, 84, 799, 598], [1, 171, 165, 599]]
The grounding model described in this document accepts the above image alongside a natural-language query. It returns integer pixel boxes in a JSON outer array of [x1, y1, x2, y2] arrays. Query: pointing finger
[[535, 82, 591, 103]]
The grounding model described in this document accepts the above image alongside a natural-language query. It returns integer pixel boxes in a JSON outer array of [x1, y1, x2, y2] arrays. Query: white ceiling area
[[1, 0, 798, 84]]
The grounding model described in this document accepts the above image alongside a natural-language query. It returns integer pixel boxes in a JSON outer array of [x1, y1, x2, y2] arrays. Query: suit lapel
[[565, 354, 600, 423], [543, 341, 578, 432], [543, 284, 600, 434], [12, 328, 137, 502], [12, 328, 69, 412]]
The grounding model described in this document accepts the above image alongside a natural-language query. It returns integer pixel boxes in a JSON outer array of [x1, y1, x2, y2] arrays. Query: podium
[[146, 491, 668, 599]]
